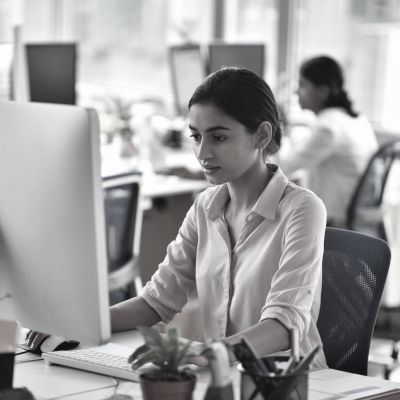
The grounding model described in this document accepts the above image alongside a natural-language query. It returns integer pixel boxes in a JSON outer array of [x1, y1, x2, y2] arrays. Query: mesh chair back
[[347, 140, 400, 238], [104, 184, 138, 271], [103, 174, 143, 297], [317, 227, 391, 375]]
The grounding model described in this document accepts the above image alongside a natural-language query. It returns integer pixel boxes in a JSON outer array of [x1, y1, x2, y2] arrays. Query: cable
[[15, 345, 31, 356], [15, 349, 30, 356]]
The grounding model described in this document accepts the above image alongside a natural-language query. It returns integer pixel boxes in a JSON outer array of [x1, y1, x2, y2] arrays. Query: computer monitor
[[208, 43, 265, 78], [25, 43, 77, 105], [0, 101, 110, 345], [169, 44, 205, 116]]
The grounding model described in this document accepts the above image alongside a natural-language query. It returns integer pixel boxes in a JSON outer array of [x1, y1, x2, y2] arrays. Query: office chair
[[317, 227, 391, 375], [347, 139, 400, 240], [102, 174, 143, 305]]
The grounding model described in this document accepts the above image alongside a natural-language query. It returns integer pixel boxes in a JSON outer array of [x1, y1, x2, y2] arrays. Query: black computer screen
[[208, 43, 265, 78], [26, 43, 77, 105]]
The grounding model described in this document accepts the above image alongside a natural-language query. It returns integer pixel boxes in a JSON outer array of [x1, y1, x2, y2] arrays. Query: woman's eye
[[213, 135, 227, 142], [189, 133, 201, 142]]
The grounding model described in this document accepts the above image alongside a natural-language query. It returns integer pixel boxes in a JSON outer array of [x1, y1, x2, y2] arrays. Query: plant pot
[[139, 371, 196, 400]]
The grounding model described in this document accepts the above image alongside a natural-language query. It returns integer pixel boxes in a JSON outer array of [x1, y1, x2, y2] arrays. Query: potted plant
[[128, 326, 202, 400], [99, 95, 137, 157]]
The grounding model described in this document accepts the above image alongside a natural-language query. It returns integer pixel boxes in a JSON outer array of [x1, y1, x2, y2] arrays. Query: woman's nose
[[197, 139, 213, 160]]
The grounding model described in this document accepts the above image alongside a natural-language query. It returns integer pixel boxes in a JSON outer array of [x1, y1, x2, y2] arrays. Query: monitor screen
[[26, 43, 77, 105], [169, 44, 205, 116], [208, 43, 265, 78], [0, 43, 14, 101], [0, 101, 110, 345]]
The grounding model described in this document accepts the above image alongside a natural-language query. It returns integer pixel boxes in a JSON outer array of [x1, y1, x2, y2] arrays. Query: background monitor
[[208, 43, 265, 78], [0, 101, 110, 345], [169, 44, 205, 116], [26, 43, 77, 105]]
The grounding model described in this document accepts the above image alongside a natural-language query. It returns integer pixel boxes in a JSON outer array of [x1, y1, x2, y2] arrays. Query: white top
[[141, 165, 328, 369], [279, 108, 378, 226]]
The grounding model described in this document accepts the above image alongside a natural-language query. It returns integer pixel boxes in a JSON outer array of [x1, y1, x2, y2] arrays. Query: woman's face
[[297, 76, 327, 113], [188, 103, 261, 185]]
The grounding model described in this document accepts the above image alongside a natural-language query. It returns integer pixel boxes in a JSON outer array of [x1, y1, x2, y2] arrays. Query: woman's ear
[[256, 121, 273, 150]]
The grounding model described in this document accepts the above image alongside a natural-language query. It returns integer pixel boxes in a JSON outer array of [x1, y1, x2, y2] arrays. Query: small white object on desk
[[0, 319, 19, 353]]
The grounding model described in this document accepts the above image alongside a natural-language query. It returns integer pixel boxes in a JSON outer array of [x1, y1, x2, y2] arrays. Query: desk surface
[[141, 172, 209, 199], [13, 331, 400, 400], [101, 144, 209, 199]]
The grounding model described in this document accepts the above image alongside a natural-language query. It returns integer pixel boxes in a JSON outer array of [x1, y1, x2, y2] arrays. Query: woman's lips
[[202, 166, 220, 175]]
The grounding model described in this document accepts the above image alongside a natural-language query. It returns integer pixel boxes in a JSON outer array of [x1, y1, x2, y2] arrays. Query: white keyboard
[[42, 343, 142, 381]]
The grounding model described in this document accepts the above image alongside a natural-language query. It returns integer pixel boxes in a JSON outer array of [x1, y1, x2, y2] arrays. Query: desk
[[101, 147, 209, 286], [141, 172, 209, 200], [102, 148, 208, 201], [101, 140, 207, 201], [13, 331, 400, 400], [131, 173, 208, 285]]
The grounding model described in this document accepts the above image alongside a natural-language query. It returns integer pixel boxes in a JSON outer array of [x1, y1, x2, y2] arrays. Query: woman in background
[[279, 55, 378, 227]]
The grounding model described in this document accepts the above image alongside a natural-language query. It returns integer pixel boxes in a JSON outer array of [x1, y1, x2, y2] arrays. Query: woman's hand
[[185, 340, 208, 368], [187, 354, 208, 368]]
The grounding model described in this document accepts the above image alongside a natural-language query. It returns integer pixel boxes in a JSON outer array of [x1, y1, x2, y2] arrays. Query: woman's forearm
[[110, 297, 161, 332], [223, 318, 290, 357]]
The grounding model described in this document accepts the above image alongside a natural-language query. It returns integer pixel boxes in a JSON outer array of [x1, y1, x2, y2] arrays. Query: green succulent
[[128, 327, 201, 376]]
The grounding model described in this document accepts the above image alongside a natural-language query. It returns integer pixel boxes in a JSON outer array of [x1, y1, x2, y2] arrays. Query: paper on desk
[[14, 360, 117, 399], [383, 200, 400, 306], [14, 351, 42, 364], [309, 369, 400, 399]]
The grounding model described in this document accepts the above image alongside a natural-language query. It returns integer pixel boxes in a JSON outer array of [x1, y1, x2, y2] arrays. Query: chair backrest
[[102, 173, 143, 295], [317, 227, 391, 375], [347, 139, 400, 238]]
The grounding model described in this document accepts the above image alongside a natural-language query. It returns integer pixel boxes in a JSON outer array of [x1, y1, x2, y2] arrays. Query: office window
[[57, 0, 213, 106], [224, 0, 278, 88], [0, 0, 23, 42], [0, 42, 13, 100]]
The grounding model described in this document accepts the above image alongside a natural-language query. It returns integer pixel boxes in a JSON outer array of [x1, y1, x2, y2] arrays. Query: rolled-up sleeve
[[259, 192, 326, 340], [140, 202, 198, 323]]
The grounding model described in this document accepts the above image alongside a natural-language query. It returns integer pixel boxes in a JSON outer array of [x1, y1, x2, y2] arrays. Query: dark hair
[[188, 67, 282, 155], [300, 56, 358, 117]]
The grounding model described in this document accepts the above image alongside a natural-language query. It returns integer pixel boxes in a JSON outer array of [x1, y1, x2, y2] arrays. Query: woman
[[279, 55, 378, 227], [111, 67, 327, 368]]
